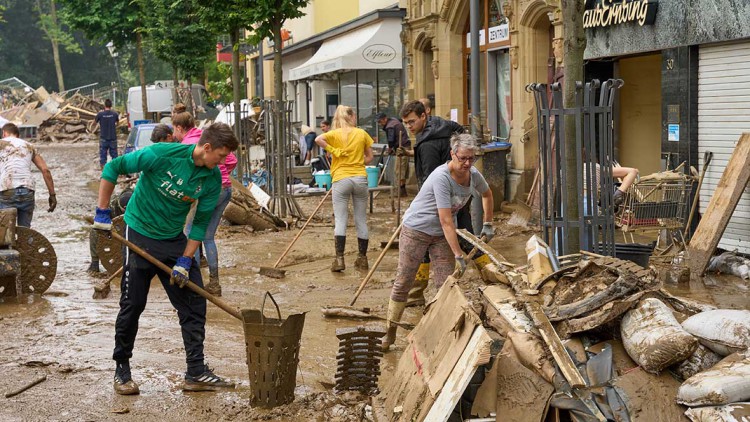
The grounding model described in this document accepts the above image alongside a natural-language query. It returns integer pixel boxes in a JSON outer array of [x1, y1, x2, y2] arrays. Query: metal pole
[[258, 42, 265, 99], [469, 0, 481, 137]]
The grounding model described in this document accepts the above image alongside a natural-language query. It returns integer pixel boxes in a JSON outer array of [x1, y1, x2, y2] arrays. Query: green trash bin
[[478, 142, 511, 211]]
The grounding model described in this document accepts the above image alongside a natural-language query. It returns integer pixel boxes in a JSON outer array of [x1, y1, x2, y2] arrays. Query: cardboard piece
[[382, 279, 489, 421], [495, 342, 554, 422], [526, 236, 554, 288], [612, 367, 689, 421], [688, 133, 750, 276], [471, 358, 499, 417]]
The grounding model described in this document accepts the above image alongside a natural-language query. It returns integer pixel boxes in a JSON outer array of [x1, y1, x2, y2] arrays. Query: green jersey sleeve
[[101, 148, 158, 184]]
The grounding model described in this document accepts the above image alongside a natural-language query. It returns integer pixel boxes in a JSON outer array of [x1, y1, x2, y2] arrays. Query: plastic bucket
[[314, 171, 332, 190], [366, 166, 379, 188]]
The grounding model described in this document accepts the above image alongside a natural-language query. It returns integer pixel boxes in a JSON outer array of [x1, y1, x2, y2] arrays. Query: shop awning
[[289, 19, 402, 81]]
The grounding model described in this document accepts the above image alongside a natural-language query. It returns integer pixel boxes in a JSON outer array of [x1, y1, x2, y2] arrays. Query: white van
[[126, 82, 218, 126]]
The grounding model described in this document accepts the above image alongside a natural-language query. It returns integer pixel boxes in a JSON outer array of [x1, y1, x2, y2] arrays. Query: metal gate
[[527, 79, 623, 256]]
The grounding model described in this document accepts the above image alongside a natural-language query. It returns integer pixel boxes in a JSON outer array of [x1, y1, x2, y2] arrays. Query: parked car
[[123, 123, 159, 155]]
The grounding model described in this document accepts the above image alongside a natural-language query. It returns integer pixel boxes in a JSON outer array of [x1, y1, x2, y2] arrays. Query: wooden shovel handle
[[108, 231, 242, 321], [349, 222, 403, 306], [274, 189, 331, 268]]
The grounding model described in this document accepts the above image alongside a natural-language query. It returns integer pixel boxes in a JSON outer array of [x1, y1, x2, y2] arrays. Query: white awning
[[289, 19, 402, 81]]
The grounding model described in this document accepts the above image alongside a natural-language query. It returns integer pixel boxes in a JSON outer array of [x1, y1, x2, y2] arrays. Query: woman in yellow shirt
[[315, 105, 374, 272]]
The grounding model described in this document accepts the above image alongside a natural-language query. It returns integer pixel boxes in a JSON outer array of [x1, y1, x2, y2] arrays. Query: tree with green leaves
[[142, 0, 216, 115], [244, 0, 309, 102], [34, 0, 81, 92], [59, 0, 149, 115]]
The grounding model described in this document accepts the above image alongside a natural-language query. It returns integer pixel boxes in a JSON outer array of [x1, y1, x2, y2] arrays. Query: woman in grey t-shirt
[[382, 134, 495, 351]]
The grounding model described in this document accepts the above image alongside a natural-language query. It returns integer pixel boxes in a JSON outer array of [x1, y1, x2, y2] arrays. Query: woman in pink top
[[174, 109, 236, 296]]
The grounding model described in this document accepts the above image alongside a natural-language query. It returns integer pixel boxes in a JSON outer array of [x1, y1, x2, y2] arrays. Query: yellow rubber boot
[[382, 300, 407, 352], [406, 263, 430, 307], [474, 254, 501, 283]]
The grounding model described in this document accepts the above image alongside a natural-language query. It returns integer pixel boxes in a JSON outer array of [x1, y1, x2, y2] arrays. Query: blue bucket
[[366, 166, 379, 188], [314, 171, 332, 190]]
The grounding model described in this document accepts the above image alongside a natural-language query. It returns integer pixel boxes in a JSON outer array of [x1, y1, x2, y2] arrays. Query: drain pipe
[[469, 0, 481, 137]]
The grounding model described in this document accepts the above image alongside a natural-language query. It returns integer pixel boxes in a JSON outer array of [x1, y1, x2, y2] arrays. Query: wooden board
[[689, 133, 750, 275], [525, 301, 586, 388], [423, 327, 492, 422], [382, 279, 483, 421]]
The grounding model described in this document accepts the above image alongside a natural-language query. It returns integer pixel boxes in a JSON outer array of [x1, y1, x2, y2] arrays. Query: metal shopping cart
[[615, 169, 694, 264]]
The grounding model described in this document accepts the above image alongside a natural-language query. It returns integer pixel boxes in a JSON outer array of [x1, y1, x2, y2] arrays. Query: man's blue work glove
[[454, 256, 467, 278], [93, 207, 112, 230], [480, 222, 495, 242], [170, 256, 192, 288]]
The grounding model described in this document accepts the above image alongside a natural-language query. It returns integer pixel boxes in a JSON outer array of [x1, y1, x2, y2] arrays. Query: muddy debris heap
[[374, 234, 750, 422], [0, 85, 127, 143]]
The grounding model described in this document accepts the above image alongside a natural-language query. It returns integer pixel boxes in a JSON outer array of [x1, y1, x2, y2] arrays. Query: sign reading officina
[[583, 0, 658, 29], [362, 44, 397, 64]]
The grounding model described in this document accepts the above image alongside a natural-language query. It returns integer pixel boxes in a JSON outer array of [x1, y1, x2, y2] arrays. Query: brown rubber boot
[[331, 236, 346, 272], [204, 275, 222, 297], [382, 299, 406, 352], [406, 263, 430, 307], [354, 238, 369, 270]]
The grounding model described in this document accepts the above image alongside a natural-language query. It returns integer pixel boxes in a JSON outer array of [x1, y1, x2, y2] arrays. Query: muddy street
[[1, 144, 748, 421]]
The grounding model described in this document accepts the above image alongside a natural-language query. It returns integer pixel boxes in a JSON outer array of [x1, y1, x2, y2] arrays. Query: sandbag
[[682, 309, 750, 356], [672, 343, 722, 380], [621, 298, 698, 374], [685, 403, 750, 422], [677, 351, 750, 406]]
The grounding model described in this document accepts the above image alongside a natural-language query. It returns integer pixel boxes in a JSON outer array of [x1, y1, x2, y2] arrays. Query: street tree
[[59, 0, 149, 115], [142, 0, 216, 114], [34, 0, 82, 92], [561, 0, 587, 253], [244, 0, 309, 103]]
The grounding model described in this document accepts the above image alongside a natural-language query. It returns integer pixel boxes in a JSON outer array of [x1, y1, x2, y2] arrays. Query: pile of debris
[[376, 234, 750, 421], [0, 81, 126, 143]]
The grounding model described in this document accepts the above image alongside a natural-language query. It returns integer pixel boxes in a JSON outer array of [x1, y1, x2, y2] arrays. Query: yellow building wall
[[314, 0, 359, 33], [617, 54, 662, 176]]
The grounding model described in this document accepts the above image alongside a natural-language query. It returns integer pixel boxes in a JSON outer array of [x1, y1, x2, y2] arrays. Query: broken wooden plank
[[480, 285, 537, 335], [423, 327, 493, 422], [524, 301, 587, 388], [688, 133, 750, 276]]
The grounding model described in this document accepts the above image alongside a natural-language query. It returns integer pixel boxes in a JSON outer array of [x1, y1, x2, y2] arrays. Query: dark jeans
[[0, 187, 35, 227], [113, 226, 206, 372], [100, 138, 118, 166]]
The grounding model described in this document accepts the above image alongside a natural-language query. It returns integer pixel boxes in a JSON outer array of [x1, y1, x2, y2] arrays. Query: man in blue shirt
[[95, 99, 119, 169]]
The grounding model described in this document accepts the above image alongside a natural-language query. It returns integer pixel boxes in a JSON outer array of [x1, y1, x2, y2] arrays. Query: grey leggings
[[332, 176, 369, 239]]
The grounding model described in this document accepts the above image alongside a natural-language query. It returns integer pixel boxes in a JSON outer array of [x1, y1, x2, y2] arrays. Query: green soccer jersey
[[101, 143, 221, 241]]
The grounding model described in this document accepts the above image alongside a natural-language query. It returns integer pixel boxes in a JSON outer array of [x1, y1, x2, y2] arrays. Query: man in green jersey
[[93, 122, 238, 395]]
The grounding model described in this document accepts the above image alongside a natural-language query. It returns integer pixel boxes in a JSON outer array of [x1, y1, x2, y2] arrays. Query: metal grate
[[335, 326, 385, 394]]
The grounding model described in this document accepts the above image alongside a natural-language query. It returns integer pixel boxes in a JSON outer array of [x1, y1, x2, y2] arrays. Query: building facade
[[402, 0, 562, 199], [583, 0, 750, 253], [246, 0, 403, 139]]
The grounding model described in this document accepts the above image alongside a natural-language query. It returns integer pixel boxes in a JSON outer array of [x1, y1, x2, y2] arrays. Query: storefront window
[[340, 71, 357, 114], [377, 70, 402, 123], [495, 51, 510, 139], [357, 69, 377, 137], [489, 0, 506, 28]]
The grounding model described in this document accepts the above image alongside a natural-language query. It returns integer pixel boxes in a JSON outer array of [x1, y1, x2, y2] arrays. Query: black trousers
[[113, 226, 206, 372], [422, 198, 485, 264]]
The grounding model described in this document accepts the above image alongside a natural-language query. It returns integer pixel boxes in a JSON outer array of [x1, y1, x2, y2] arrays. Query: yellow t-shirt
[[323, 128, 374, 182]]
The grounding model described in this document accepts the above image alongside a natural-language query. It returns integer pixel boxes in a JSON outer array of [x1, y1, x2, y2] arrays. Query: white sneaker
[[304, 159, 311, 165]]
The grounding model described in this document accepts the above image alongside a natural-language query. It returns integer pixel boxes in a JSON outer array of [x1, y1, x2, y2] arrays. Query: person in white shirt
[[0, 123, 56, 227]]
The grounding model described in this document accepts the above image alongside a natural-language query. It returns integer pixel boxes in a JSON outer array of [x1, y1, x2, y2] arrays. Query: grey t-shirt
[[403, 163, 490, 236]]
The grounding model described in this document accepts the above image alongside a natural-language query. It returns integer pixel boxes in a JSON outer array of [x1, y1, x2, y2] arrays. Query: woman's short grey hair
[[450, 133, 479, 154]]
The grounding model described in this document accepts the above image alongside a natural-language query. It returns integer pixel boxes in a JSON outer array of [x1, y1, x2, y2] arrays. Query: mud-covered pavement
[[1, 144, 748, 421]]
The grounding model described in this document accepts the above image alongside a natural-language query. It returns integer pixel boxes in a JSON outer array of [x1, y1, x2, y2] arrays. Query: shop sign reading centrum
[[583, 0, 658, 29]]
